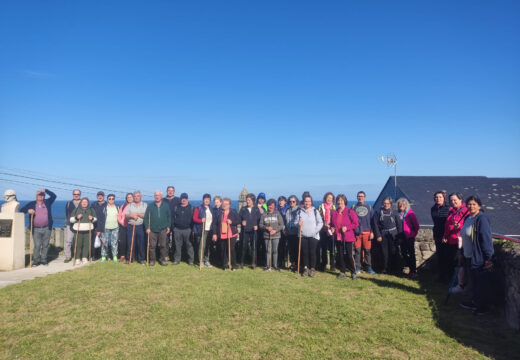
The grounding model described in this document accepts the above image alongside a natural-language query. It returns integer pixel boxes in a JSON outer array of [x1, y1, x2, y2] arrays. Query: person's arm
[[371, 213, 381, 240], [350, 209, 359, 230], [20, 201, 32, 214], [315, 210, 323, 234], [45, 189, 57, 204], [410, 212, 420, 238], [478, 215, 494, 265], [259, 213, 267, 230], [193, 207, 202, 224]]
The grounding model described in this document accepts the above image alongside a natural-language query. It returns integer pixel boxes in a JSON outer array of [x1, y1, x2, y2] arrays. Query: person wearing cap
[[257, 193, 267, 215], [21, 189, 57, 266], [163, 186, 180, 260], [144, 191, 171, 266], [172, 193, 195, 265], [91, 191, 107, 260], [125, 190, 148, 264], [64, 189, 82, 263], [192, 193, 213, 267], [101, 194, 119, 262]]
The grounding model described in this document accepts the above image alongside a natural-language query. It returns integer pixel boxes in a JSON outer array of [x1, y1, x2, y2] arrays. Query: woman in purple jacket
[[331, 194, 359, 280], [397, 198, 420, 279]]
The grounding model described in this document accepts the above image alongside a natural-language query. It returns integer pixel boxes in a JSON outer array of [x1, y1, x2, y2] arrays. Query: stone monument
[[0, 189, 25, 270], [238, 188, 248, 211]]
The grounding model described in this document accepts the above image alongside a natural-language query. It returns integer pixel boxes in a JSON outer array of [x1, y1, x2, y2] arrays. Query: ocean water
[[12, 199, 375, 228]]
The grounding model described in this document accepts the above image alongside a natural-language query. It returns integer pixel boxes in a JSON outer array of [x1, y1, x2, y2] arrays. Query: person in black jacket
[[91, 191, 107, 260], [64, 189, 82, 262], [172, 193, 194, 265], [239, 193, 260, 269], [459, 196, 495, 315], [163, 186, 180, 261], [212, 198, 240, 270], [431, 190, 450, 281], [372, 197, 403, 274]]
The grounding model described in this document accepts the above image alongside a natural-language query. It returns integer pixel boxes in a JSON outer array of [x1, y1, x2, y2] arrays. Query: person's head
[[246, 193, 255, 207], [125, 192, 134, 204], [267, 199, 276, 213], [288, 195, 299, 208], [80, 197, 90, 209], [203, 193, 211, 206], [433, 191, 446, 206], [303, 195, 313, 209], [72, 189, 81, 201], [323, 192, 334, 205], [357, 191, 366, 204], [465, 195, 482, 216], [222, 197, 231, 210], [382, 197, 392, 210], [167, 186, 175, 198], [107, 194, 115, 205], [97, 191, 105, 202], [180, 193, 189, 206], [336, 194, 347, 208], [133, 191, 142, 203], [214, 196, 222, 208], [301, 191, 310, 203], [449, 192, 463, 209], [397, 198, 410, 212], [36, 190, 45, 202], [154, 191, 162, 203], [257, 193, 266, 204], [278, 196, 287, 208]]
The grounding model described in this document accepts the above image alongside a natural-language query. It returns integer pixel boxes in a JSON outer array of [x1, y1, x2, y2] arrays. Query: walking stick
[[200, 220, 205, 270], [227, 224, 232, 271], [129, 222, 136, 265], [73, 221, 80, 266], [88, 219, 92, 264], [269, 231, 272, 270], [29, 214, 34, 267], [253, 229, 257, 268], [297, 225, 302, 278], [147, 213, 150, 266]]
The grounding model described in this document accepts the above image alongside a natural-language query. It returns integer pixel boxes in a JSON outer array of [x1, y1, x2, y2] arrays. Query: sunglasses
[[108, 197, 115, 200], [73, 194, 81, 196]]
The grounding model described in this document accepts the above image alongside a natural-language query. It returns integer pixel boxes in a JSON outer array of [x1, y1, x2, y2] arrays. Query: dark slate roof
[[373, 176, 520, 236]]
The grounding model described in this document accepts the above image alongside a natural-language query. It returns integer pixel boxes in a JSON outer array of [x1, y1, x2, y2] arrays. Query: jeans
[[33, 227, 51, 264], [126, 224, 145, 262], [173, 228, 194, 263], [102, 228, 119, 259], [319, 231, 335, 270], [265, 237, 280, 268], [65, 226, 74, 260]]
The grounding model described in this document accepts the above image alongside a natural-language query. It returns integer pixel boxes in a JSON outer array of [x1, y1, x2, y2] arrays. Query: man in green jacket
[[144, 191, 171, 266]]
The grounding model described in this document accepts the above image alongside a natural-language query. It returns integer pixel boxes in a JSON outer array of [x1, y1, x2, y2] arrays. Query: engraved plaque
[[0, 219, 13, 237]]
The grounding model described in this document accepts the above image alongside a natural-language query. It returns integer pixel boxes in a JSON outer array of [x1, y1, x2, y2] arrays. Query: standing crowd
[[20, 185, 495, 314]]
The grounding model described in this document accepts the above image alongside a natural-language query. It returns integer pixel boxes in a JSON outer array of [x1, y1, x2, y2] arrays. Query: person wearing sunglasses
[[64, 189, 82, 263], [285, 195, 300, 272], [101, 194, 119, 262]]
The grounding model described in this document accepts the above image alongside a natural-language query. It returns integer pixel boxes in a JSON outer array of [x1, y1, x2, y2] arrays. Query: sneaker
[[160, 261, 168, 266], [172, 261, 180, 265], [302, 268, 309, 277], [274, 267, 280, 272], [31, 262, 39, 267], [337, 272, 346, 278], [188, 262, 194, 266], [119, 256, 125, 262], [64, 258, 71, 263], [451, 284, 464, 294], [100, 257, 106, 263], [351, 272, 358, 280], [310, 269, 316, 278], [355, 269, 361, 275], [459, 301, 477, 311], [112, 256, 118, 262], [264, 267, 270, 272], [139, 261, 145, 265], [149, 261, 155, 266], [204, 262, 212, 268], [82, 258, 88, 264], [251, 264, 256, 270], [41, 261, 48, 266], [367, 268, 376, 275]]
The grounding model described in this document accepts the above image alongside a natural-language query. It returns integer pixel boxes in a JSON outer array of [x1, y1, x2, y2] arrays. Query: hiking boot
[[351, 272, 358, 280], [31, 262, 39, 267], [459, 301, 477, 311], [302, 268, 309, 277], [451, 284, 464, 294], [367, 268, 376, 274], [355, 268, 361, 275], [264, 267, 271, 272], [337, 272, 346, 279], [149, 261, 155, 266], [82, 258, 88, 264], [310, 268, 316, 278], [172, 261, 180, 265], [160, 261, 168, 266], [64, 258, 71, 263], [41, 261, 48, 266], [100, 257, 106, 263]]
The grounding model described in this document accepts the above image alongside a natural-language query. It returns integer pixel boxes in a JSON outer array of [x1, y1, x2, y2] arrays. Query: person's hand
[[298, 220, 303, 227], [330, 227, 335, 234], [38, 189, 45, 195], [253, 225, 258, 231], [212, 234, 217, 242], [132, 213, 139, 220], [28, 209, 35, 215], [454, 223, 460, 230], [442, 237, 448, 243], [201, 218, 206, 223], [88, 216, 93, 221], [269, 229, 276, 236], [370, 232, 374, 240], [76, 214, 83, 220], [227, 219, 232, 225], [377, 237, 382, 242], [325, 223, 330, 229], [96, 232, 101, 236], [484, 260, 493, 270], [266, 226, 272, 232], [341, 226, 347, 233], [242, 221, 246, 226], [166, 228, 170, 235], [146, 229, 151, 234]]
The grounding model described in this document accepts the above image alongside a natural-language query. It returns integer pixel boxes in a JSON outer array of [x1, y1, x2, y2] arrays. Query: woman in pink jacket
[[331, 194, 359, 280], [117, 193, 133, 262], [442, 192, 468, 282], [397, 198, 420, 279]]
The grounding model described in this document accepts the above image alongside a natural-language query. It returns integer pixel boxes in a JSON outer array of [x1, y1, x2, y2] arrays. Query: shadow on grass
[[364, 276, 426, 296], [416, 269, 519, 360], [25, 245, 62, 266]]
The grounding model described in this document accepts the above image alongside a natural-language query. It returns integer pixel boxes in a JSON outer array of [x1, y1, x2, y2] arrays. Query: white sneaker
[[82, 258, 88, 264], [451, 284, 465, 294]]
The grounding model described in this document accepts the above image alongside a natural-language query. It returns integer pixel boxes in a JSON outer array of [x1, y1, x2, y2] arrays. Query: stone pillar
[[55, 228, 64, 248], [0, 212, 25, 270], [238, 188, 248, 211]]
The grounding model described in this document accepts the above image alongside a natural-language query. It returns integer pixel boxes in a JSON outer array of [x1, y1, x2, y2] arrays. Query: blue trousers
[[126, 224, 145, 262]]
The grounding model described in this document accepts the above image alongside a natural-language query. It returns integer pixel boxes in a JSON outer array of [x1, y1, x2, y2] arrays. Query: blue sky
[[1, 0, 519, 201]]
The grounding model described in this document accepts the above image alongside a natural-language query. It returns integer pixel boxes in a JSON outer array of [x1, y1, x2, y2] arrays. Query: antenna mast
[[379, 153, 398, 200]]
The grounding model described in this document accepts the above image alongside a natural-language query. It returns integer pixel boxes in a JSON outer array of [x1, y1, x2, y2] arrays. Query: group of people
[[20, 185, 495, 314]]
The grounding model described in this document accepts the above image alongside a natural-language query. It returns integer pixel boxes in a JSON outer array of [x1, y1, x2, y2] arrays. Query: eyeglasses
[[289, 200, 296, 203], [108, 197, 115, 200], [73, 193, 81, 196]]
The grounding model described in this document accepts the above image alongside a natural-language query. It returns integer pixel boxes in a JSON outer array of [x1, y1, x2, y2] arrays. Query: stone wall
[[494, 241, 520, 330], [415, 227, 436, 270]]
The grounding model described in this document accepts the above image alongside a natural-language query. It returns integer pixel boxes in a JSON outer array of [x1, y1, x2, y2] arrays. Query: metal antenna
[[379, 153, 398, 200]]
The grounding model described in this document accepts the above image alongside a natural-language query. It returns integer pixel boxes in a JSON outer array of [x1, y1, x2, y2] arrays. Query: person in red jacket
[[331, 194, 359, 280], [442, 192, 468, 283], [397, 198, 420, 279], [212, 198, 240, 271]]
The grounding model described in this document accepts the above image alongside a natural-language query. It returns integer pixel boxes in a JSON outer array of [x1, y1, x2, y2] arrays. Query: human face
[[154, 192, 162, 203], [134, 193, 141, 203], [246, 197, 253, 207], [108, 196, 115, 204], [268, 203, 275, 213], [357, 193, 365, 204], [289, 198, 297, 207], [398, 202, 406, 212], [81, 199, 89, 208], [278, 199, 286, 208], [325, 194, 333, 205], [73, 191, 81, 200], [126, 194, 134, 203], [258, 198, 265, 205], [36, 193, 44, 202], [467, 200, 481, 216], [97, 194, 104, 203], [434, 193, 445, 206], [167, 187, 174, 197], [450, 195, 462, 209], [383, 200, 392, 210], [214, 199, 221, 208], [181, 198, 188, 206], [304, 197, 312, 209], [203, 198, 210, 206], [222, 200, 230, 210], [337, 197, 345, 209]]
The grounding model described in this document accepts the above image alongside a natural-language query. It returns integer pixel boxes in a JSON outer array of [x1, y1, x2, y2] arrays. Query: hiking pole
[[147, 213, 150, 266], [88, 219, 92, 264], [297, 225, 302, 278], [269, 231, 272, 270], [445, 264, 461, 305], [253, 229, 257, 268], [29, 214, 34, 267], [129, 222, 136, 265], [73, 221, 80, 266], [200, 220, 205, 270], [227, 225, 232, 271]]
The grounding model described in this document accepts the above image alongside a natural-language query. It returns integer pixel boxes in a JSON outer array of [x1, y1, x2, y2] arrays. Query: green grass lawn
[[0, 263, 518, 359]]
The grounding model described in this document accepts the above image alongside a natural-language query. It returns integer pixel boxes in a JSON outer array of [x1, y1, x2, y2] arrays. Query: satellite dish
[[379, 153, 397, 168]]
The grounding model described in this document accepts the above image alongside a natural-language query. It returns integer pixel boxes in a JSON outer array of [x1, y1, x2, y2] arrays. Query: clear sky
[[1, 0, 519, 201]]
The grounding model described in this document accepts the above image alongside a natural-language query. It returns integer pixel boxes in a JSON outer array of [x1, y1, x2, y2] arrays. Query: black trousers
[[278, 233, 289, 268], [401, 238, 417, 272], [438, 241, 458, 281], [241, 230, 257, 266], [301, 236, 318, 270], [379, 232, 398, 272], [319, 231, 335, 270], [221, 237, 237, 269], [470, 265, 493, 310], [336, 241, 355, 274], [118, 225, 127, 258], [288, 234, 299, 265]]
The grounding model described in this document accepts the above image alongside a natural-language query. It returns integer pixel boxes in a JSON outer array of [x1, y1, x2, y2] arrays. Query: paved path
[[0, 255, 92, 289]]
